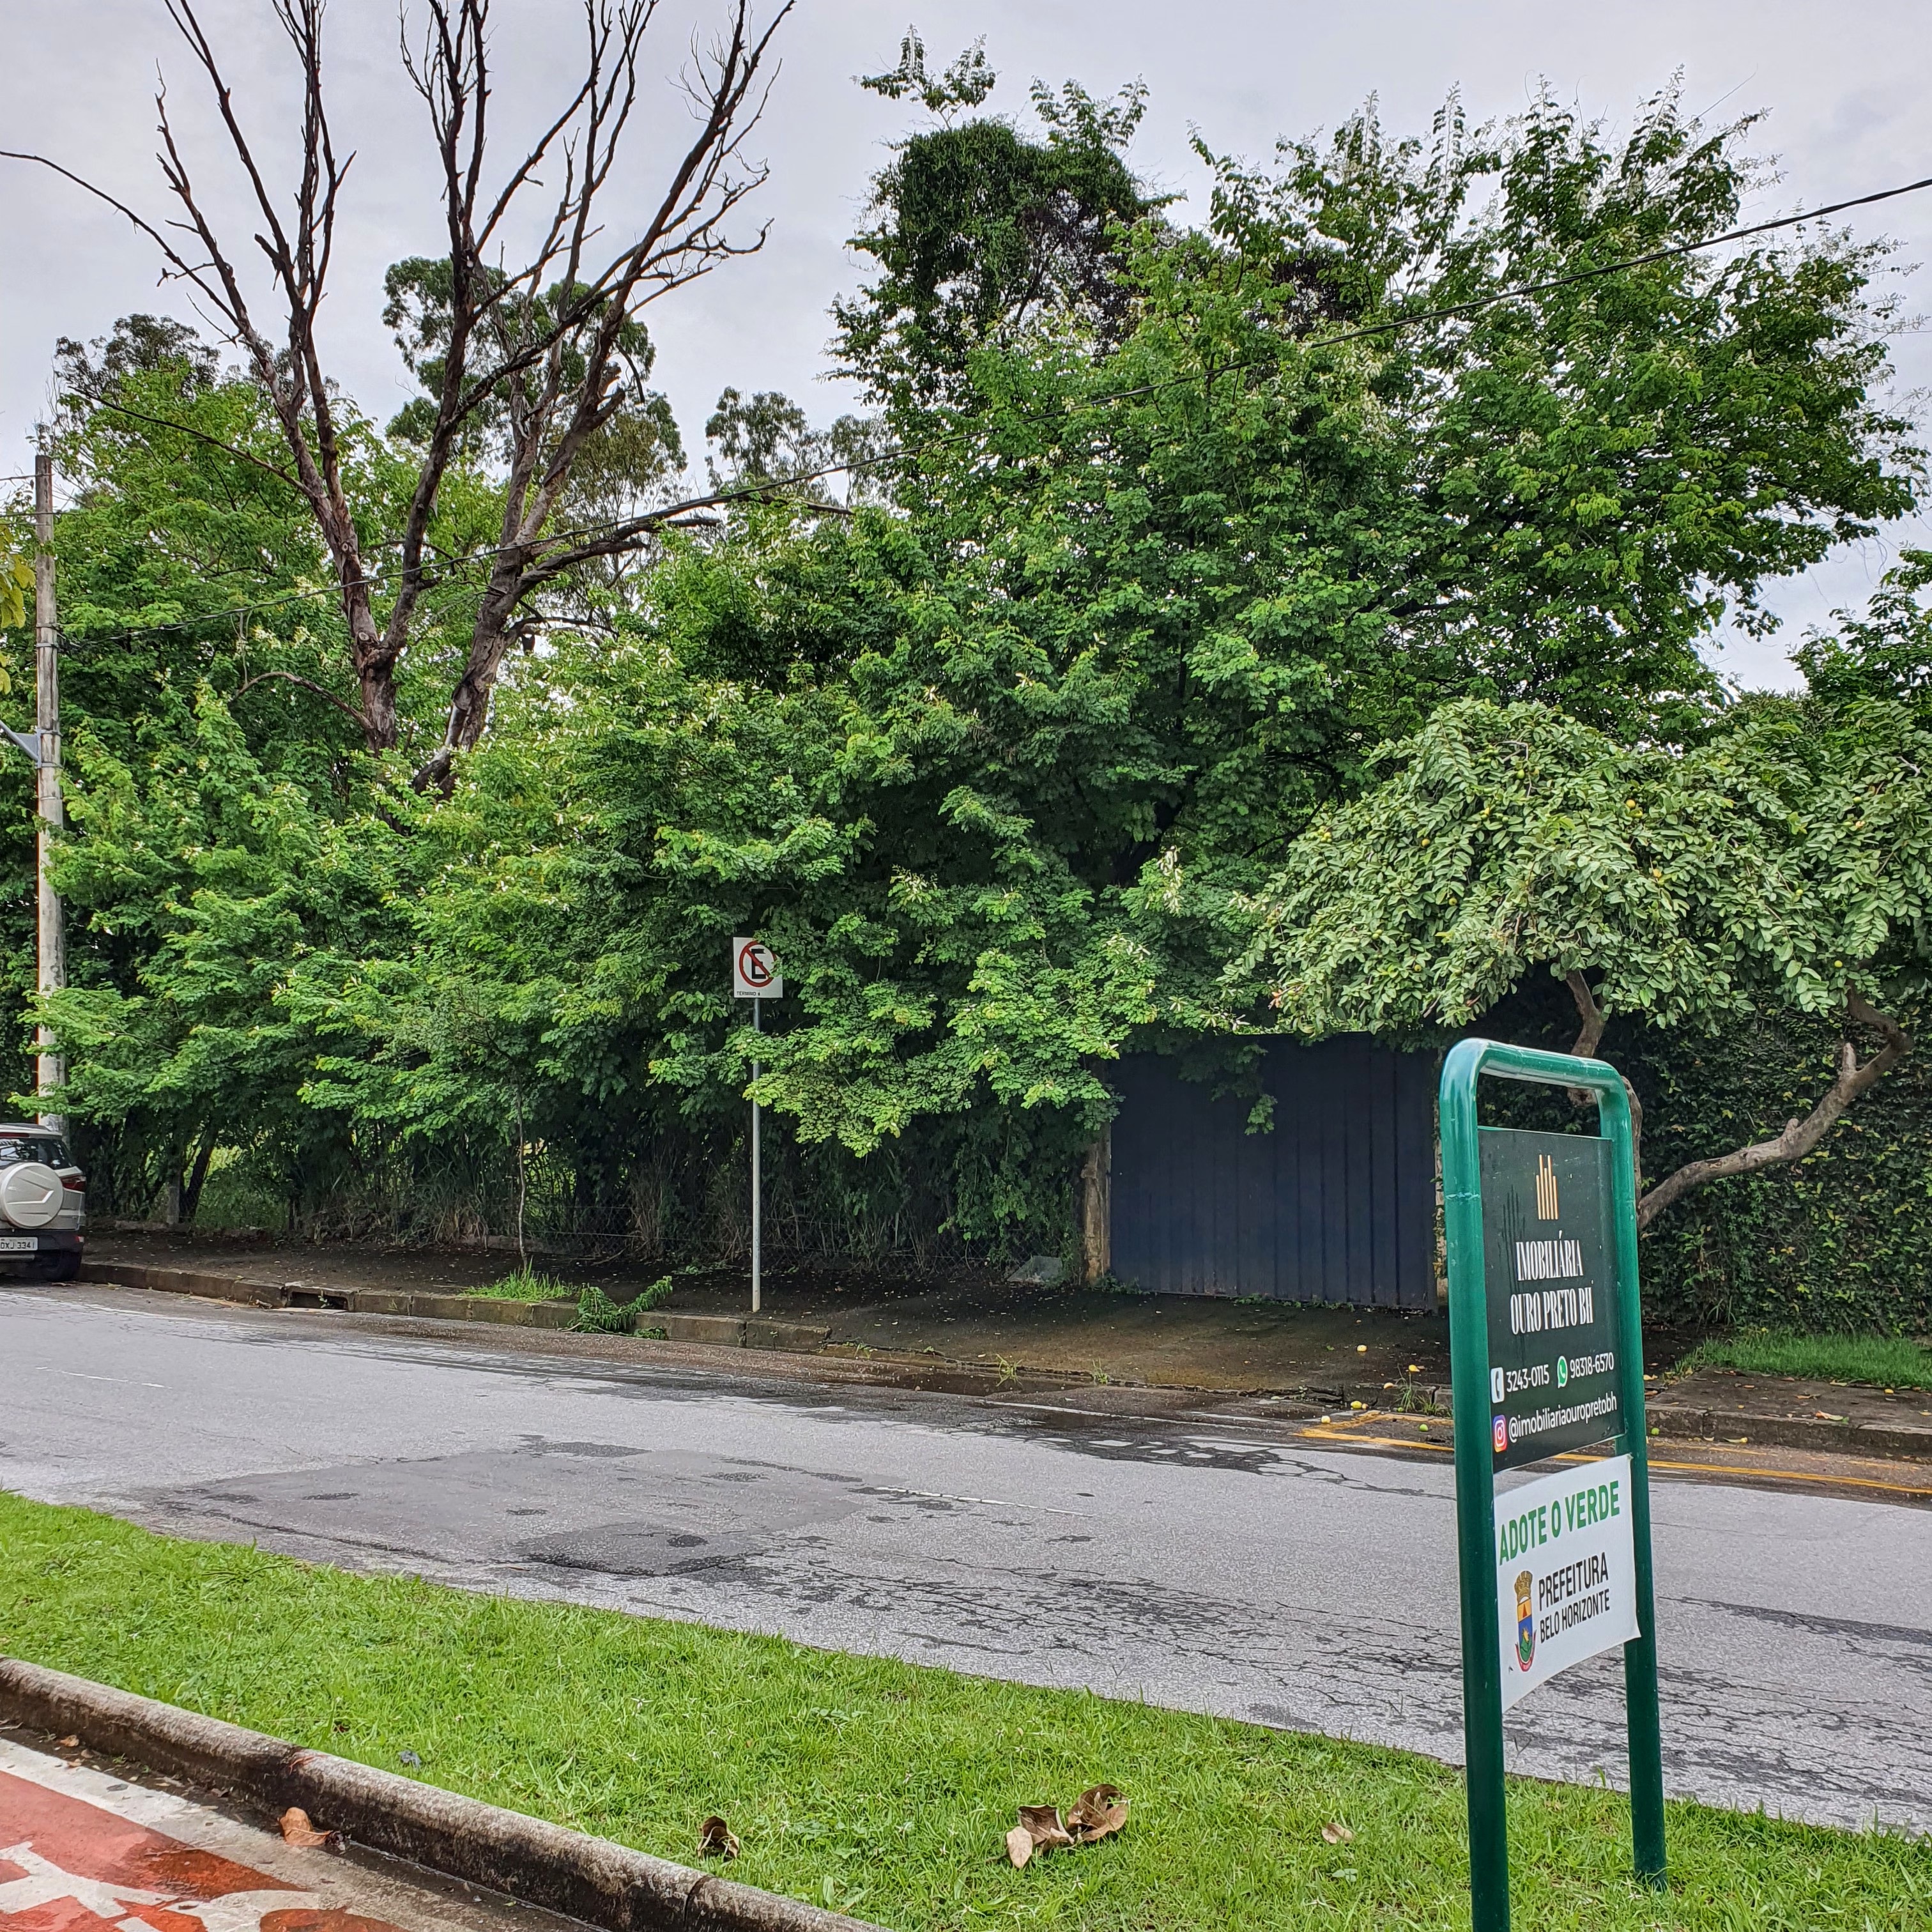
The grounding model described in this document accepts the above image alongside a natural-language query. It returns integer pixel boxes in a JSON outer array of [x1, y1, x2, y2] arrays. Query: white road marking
[[40, 1369, 166, 1388], [871, 1484, 1084, 1517]]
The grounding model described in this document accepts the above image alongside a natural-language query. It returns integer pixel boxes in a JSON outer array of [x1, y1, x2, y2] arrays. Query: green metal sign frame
[[1441, 1038, 1665, 1931]]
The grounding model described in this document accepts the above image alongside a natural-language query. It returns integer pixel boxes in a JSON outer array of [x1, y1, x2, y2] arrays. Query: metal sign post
[[1440, 1038, 1664, 1932], [732, 939, 782, 1314]]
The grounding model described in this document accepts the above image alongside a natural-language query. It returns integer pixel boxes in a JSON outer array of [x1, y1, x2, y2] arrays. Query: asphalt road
[[4, 1283, 1928, 1834]]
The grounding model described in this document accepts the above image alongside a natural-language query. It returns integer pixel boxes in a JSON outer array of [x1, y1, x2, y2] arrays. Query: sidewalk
[[80, 1232, 1457, 1401], [0, 1729, 532, 1932], [66, 1234, 1932, 1460]]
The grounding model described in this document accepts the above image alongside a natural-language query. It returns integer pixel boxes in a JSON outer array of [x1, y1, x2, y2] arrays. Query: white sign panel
[[732, 937, 782, 999], [1494, 1453, 1639, 1710]]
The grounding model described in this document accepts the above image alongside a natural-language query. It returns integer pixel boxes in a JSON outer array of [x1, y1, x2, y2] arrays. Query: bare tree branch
[[1636, 991, 1911, 1229], [232, 668, 371, 730], [409, 0, 795, 784], [10, 0, 793, 772]]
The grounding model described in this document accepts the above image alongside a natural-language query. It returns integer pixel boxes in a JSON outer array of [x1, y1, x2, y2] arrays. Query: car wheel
[[33, 1253, 80, 1282]]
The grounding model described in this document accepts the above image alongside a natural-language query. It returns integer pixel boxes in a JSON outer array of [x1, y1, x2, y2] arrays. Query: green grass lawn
[[1, 1494, 1923, 1931], [1677, 1330, 1932, 1391]]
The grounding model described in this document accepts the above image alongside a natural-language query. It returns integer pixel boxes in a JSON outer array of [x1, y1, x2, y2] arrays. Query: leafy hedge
[[1484, 978, 1931, 1335], [1627, 1008, 1932, 1335]]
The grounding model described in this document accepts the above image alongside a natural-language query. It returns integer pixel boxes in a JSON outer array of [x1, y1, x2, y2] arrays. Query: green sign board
[[1441, 1041, 1664, 1932], [1479, 1128, 1622, 1470]]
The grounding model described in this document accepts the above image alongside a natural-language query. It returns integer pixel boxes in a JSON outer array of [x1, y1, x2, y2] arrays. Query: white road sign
[[1494, 1453, 1639, 1710], [732, 937, 782, 999]]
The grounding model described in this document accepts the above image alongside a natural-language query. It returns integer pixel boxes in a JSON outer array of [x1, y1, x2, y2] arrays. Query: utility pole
[[32, 448, 65, 1136], [751, 996, 761, 1314]]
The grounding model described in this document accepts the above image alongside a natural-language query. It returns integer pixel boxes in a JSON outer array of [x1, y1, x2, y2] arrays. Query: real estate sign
[[1440, 1041, 1664, 1932], [1480, 1128, 1623, 1470]]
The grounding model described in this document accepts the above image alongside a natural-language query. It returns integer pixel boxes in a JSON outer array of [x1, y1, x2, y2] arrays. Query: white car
[[0, 1124, 85, 1279]]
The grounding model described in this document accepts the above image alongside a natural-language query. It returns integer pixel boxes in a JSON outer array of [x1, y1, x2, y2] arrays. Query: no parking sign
[[732, 937, 782, 999]]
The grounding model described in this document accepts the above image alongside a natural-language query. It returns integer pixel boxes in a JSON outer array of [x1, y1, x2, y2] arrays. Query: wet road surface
[[3, 1284, 1927, 1834]]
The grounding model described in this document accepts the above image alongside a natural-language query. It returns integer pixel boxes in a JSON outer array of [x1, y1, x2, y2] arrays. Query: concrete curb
[[74, 1262, 830, 1352], [1643, 1400, 1932, 1459], [0, 1659, 882, 1932]]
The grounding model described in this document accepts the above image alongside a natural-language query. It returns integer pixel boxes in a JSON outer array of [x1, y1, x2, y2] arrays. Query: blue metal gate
[[1108, 1039, 1438, 1307]]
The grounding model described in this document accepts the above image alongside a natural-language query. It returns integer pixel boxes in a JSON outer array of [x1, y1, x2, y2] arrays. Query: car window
[[0, 1136, 67, 1165]]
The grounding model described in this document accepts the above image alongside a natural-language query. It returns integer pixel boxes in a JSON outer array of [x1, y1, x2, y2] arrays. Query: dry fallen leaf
[[1066, 1785, 1129, 1843], [698, 1816, 741, 1860], [279, 1807, 335, 1848], [1007, 1804, 1075, 1866], [1322, 1821, 1355, 1846], [54, 1737, 79, 1750], [1009, 1790, 1128, 1867], [1016, 1804, 1075, 1852]]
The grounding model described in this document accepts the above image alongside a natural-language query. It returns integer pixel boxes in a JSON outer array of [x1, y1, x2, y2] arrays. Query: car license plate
[[0, 1236, 40, 1253]]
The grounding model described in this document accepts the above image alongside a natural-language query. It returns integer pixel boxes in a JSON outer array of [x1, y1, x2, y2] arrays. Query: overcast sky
[[6, 0, 1928, 687]]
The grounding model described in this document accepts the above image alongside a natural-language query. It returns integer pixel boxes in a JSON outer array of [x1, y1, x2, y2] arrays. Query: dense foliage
[[3, 67, 1927, 1303], [1469, 974, 1932, 1333], [1239, 691, 1929, 1244], [1241, 694, 1931, 1045]]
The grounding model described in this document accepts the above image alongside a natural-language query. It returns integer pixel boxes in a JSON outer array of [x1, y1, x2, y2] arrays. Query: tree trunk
[[1079, 1130, 1111, 1286], [415, 569, 521, 791], [356, 641, 400, 755], [180, 1123, 219, 1223], [1564, 969, 1642, 1189]]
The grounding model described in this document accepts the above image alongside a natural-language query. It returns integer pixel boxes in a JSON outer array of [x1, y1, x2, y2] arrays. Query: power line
[[38, 166, 1932, 653]]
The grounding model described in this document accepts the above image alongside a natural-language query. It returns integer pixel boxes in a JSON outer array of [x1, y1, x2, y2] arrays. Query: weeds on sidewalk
[[3, 1496, 1928, 1931], [468, 1267, 578, 1302], [573, 1277, 674, 1336]]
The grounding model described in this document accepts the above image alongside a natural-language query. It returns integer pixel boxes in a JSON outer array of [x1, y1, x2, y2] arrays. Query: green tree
[[836, 40, 1155, 419], [0, 553, 31, 633], [805, 80, 1924, 1087], [22, 67, 1931, 1269], [43, 690, 417, 1221], [1792, 548, 1932, 708], [1236, 696, 1928, 1229]]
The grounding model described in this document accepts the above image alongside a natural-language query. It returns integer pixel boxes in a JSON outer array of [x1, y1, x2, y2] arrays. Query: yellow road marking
[[1292, 1416, 1932, 1500]]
